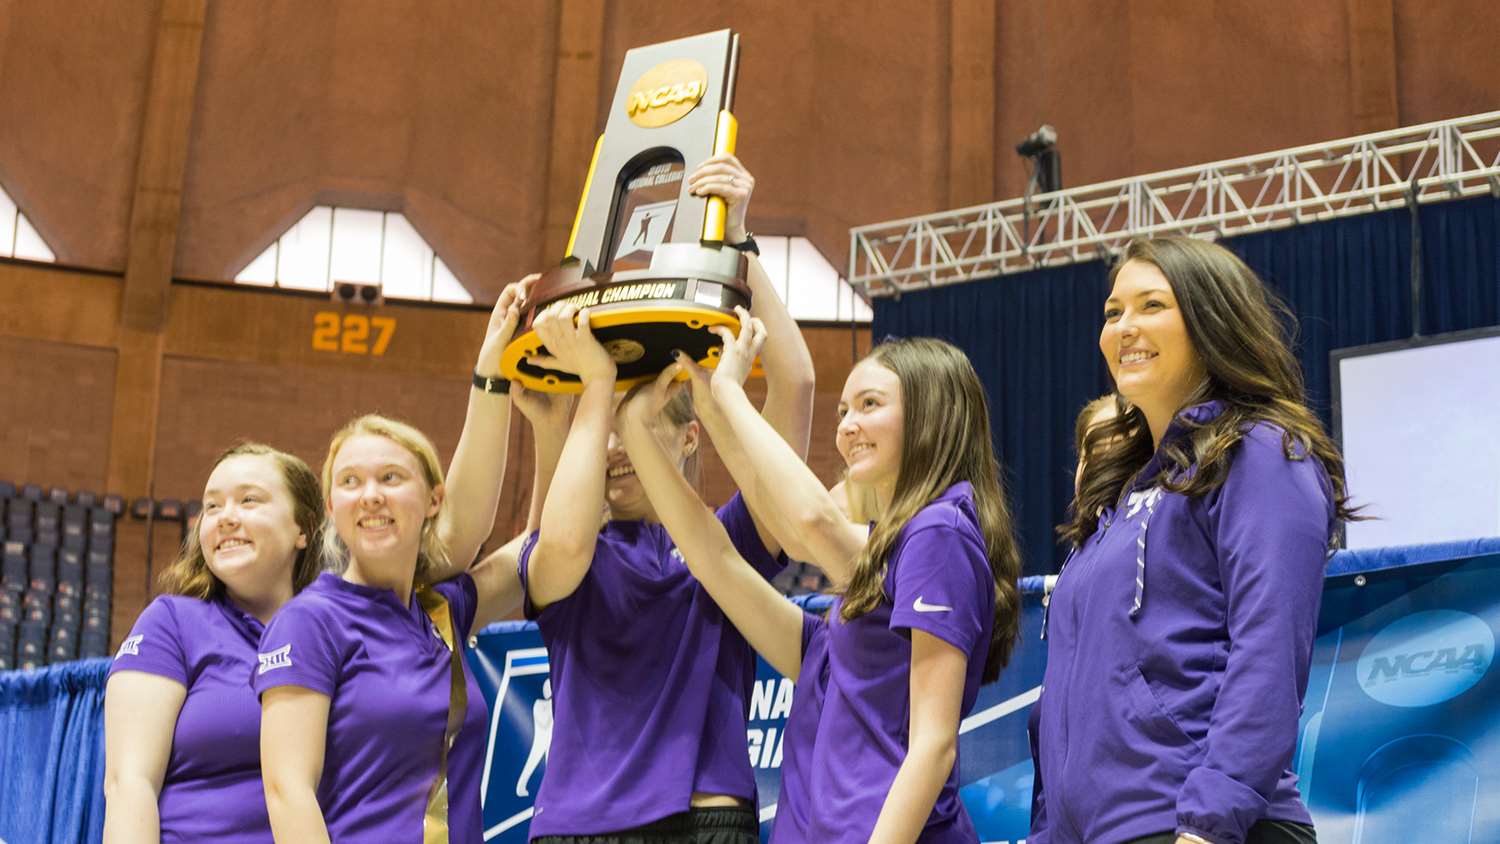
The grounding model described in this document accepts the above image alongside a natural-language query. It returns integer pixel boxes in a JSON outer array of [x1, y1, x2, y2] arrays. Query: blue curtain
[[873, 261, 1113, 577], [872, 196, 1500, 576], [0, 659, 109, 844]]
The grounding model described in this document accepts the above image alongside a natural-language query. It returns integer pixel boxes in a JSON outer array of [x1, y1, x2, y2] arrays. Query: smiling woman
[[102, 443, 323, 844], [251, 275, 538, 844], [1033, 237, 1358, 844]]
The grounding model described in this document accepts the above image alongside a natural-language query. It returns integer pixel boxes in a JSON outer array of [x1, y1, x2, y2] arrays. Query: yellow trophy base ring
[[500, 304, 761, 394]]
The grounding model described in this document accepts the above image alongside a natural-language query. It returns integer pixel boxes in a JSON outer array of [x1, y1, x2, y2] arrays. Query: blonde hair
[[159, 443, 324, 600], [320, 414, 451, 584]]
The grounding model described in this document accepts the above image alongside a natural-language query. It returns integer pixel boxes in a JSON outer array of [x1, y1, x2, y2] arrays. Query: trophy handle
[[701, 110, 738, 244]]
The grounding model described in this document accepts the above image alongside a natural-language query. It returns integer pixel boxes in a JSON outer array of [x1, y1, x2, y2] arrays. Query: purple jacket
[[1031, 401, 1334, 844]]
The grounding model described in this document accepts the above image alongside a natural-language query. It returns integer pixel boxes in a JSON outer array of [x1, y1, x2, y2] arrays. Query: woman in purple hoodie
[[1032, 237, 1357, 844]]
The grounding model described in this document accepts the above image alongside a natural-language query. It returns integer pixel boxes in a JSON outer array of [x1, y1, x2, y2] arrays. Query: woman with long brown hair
[[1031, 236, 1356, 844], [617, 320, 1022, 843], [103, 442, 324, 843]]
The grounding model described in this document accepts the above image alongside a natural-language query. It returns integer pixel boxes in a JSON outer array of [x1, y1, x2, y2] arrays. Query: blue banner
[[469, 542, 1500, 843]]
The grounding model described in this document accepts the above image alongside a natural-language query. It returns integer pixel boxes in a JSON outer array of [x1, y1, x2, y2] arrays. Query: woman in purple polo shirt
[[253, 278, 539, 843], [103, 442, 324, 844], [513, 156, 815, 844], [618, 319, 1023, 844], [1032, 237, 1358, 844]]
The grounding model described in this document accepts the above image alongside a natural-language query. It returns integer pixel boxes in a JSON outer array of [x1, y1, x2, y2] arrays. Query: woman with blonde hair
[[103, 442, 323, 843], [254, 278, 536, 844]]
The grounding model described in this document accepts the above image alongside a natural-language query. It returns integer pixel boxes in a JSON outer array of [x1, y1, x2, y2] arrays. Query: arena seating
[[0, 482, 119, 671]]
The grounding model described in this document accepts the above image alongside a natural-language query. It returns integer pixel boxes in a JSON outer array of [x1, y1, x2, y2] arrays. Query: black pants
[[533, 806, 759, 844], [1124, 820, 1317, 844]]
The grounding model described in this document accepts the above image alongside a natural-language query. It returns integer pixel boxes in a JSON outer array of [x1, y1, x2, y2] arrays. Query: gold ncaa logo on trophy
[[501, 30, 754, 393]]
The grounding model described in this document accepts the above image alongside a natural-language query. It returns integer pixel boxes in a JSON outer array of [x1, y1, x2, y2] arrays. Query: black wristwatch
[[472, 371, 510, 395], [728, 233, 760, 256]]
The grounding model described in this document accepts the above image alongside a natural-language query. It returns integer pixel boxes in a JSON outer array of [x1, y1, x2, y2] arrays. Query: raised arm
[[619, 365, 804, 677], [261, 687, 332, 844], [677, 307, 865, 583], [435, 276, 535, 573], [687, 154, 816, 458], [102, 673, 186, 843], [467, 385, 573, 627], [522, 303, 616, 608]]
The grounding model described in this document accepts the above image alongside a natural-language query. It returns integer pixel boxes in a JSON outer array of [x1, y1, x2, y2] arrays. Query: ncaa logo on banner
[[479, 647, 552, 842], [1357, 609, 1494, 708]]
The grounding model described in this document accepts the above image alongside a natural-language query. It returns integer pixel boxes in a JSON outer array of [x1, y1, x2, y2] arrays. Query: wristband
[[728, 233, 760, 256], [472, 372, 510, 395]]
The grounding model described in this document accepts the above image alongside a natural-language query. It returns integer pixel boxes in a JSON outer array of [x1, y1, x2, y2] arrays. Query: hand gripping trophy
[[501, 29, 756, 393]]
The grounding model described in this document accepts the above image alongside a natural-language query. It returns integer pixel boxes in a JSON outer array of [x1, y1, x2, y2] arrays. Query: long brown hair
[[1062, 237, 1358, 546], [159, 443, 324, 600], [321, 414, 452, 584], [839, 337, 1023, 682]]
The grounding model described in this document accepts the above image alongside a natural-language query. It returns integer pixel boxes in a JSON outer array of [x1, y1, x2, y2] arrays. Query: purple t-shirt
[[793, 481, 994, 843], [517, 493, 782, 836], [251, 572, 489, 844], [108, 594, 272, 843], [768, 611, 832, 844]]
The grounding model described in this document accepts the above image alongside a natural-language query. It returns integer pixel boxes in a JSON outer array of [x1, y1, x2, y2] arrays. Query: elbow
[[910, 733, 958, 778], [794, 502, 847, 545]]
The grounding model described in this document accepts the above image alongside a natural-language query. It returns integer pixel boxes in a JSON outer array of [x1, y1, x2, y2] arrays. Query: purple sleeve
[[715, 492, 786, 582], [886, 525, 989, 656], [515, 531, 542, 621], [251, 598, 342, 698], [800, 610, 828, 663], [1176, 431, 1333, 844], [432, 573, 479, 639], [108, 597, 188, 685]]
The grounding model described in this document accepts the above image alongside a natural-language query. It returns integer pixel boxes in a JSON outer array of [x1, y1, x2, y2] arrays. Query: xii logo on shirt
[[116, 634, 143, 658], [257, 644, 293, 674]]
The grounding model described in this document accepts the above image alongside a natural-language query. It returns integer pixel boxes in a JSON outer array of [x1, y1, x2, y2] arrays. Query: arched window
[[234, 206, 471, 303], [755, 236, 870, 324], [0, 184, 56, 262]]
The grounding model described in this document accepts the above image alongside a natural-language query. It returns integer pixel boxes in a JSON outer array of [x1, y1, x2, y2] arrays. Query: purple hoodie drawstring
[[1129, 490, 1161, 619]]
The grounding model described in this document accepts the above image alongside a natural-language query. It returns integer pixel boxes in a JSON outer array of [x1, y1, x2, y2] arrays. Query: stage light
[[1014, 124, 1063, 195], [1015, 124, 1058, 157]]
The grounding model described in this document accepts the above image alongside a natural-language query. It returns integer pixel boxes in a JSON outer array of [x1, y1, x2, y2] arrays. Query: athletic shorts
[[532, 806, 758, 844], [1123, 820, 1318, 844]]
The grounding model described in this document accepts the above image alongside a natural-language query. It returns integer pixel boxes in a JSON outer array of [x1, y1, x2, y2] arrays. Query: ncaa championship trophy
[[501, 29, 753, 393]]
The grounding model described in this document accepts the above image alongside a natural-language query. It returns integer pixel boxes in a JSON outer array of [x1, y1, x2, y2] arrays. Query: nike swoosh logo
[[913, 596, 953, 613]]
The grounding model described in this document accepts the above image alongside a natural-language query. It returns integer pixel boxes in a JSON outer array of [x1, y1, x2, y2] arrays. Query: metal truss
[[848, 111, 1500, 298]]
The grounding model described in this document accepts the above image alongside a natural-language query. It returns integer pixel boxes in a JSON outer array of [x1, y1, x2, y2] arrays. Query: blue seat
[[2, 551, 25, 594], [17, 620, 48, 658], [0, 590, 19, 623], [23, 590, 52, 625], [46, 487, 69, 507], [20, 484, 43, 503], [5, 497, 31, 528], [0, 480, 16, 498], [74, 491, 98, 509], [80, 629, 111, 659]]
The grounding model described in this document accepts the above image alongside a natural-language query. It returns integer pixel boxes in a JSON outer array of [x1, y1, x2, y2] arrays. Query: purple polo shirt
[[1031, 404, 1333, 844], [517, 493, 783, 836], [108, 594, 271, 843], [252, 572, 489, 844], [791, 481, 994, 843], [768, 611, 831, 844]]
